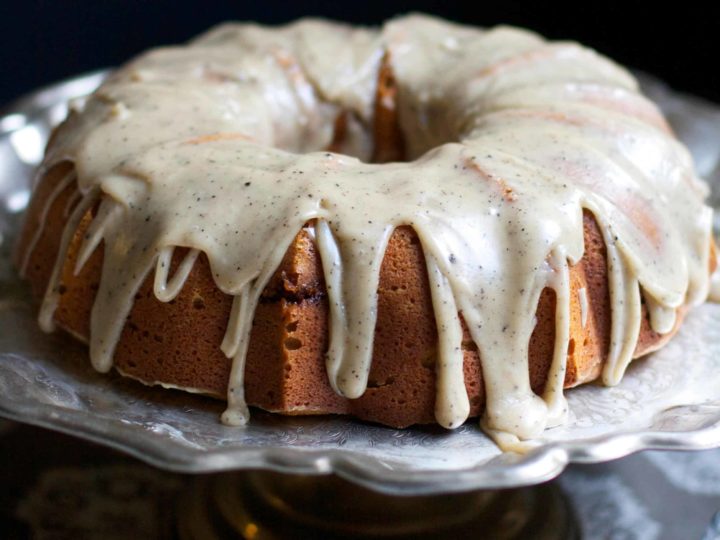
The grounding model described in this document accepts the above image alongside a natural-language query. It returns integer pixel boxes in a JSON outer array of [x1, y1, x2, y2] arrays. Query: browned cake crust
[[14, 59, 702, 429]]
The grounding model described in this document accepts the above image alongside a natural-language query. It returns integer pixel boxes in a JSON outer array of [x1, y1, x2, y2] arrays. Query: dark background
[[1, 0, 719, 106]]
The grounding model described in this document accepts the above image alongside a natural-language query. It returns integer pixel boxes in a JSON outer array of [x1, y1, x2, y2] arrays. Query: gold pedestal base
[[178, 471, 579, 539]]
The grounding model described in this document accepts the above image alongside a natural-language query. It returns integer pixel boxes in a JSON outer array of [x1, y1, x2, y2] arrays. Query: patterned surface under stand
[[2, 421, 718, 539], [560, 453, 720, 539]]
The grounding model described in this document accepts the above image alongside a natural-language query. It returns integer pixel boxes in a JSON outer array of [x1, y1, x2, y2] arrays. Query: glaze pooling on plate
[[20, 14, 714, 448]]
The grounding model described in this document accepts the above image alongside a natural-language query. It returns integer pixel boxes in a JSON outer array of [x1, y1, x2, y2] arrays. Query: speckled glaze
[[21, 14, 714, 448]]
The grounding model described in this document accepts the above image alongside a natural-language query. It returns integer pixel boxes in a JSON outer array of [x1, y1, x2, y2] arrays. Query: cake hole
[[567, 338, 575, 356], [421, 353, 436, 369], [284, 337, 302, 350], [367, 376, 395, 389], [192, 297, 206, 310], [286, 321, 298, 332]]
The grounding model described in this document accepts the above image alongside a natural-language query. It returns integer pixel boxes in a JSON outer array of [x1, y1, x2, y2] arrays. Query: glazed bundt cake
[[15, 14, 716, 449]]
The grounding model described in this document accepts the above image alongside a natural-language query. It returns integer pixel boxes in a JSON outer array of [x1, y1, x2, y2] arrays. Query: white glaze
[[578, 287, 588, 329], [26, 14, 713, 447]]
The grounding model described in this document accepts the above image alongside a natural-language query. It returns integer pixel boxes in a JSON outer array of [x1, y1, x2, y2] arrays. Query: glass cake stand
[[1, 70, 720, 539]]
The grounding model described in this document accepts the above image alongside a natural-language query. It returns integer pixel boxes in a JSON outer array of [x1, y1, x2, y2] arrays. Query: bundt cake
[[14, 14, 716, 449]]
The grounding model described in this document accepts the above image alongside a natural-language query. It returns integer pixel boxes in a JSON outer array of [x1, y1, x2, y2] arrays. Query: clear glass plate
[[1, 70, 719, 495]]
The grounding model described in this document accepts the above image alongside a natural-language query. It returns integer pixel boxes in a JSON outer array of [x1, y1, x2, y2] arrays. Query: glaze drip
[[27, 14, 713, 447]]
